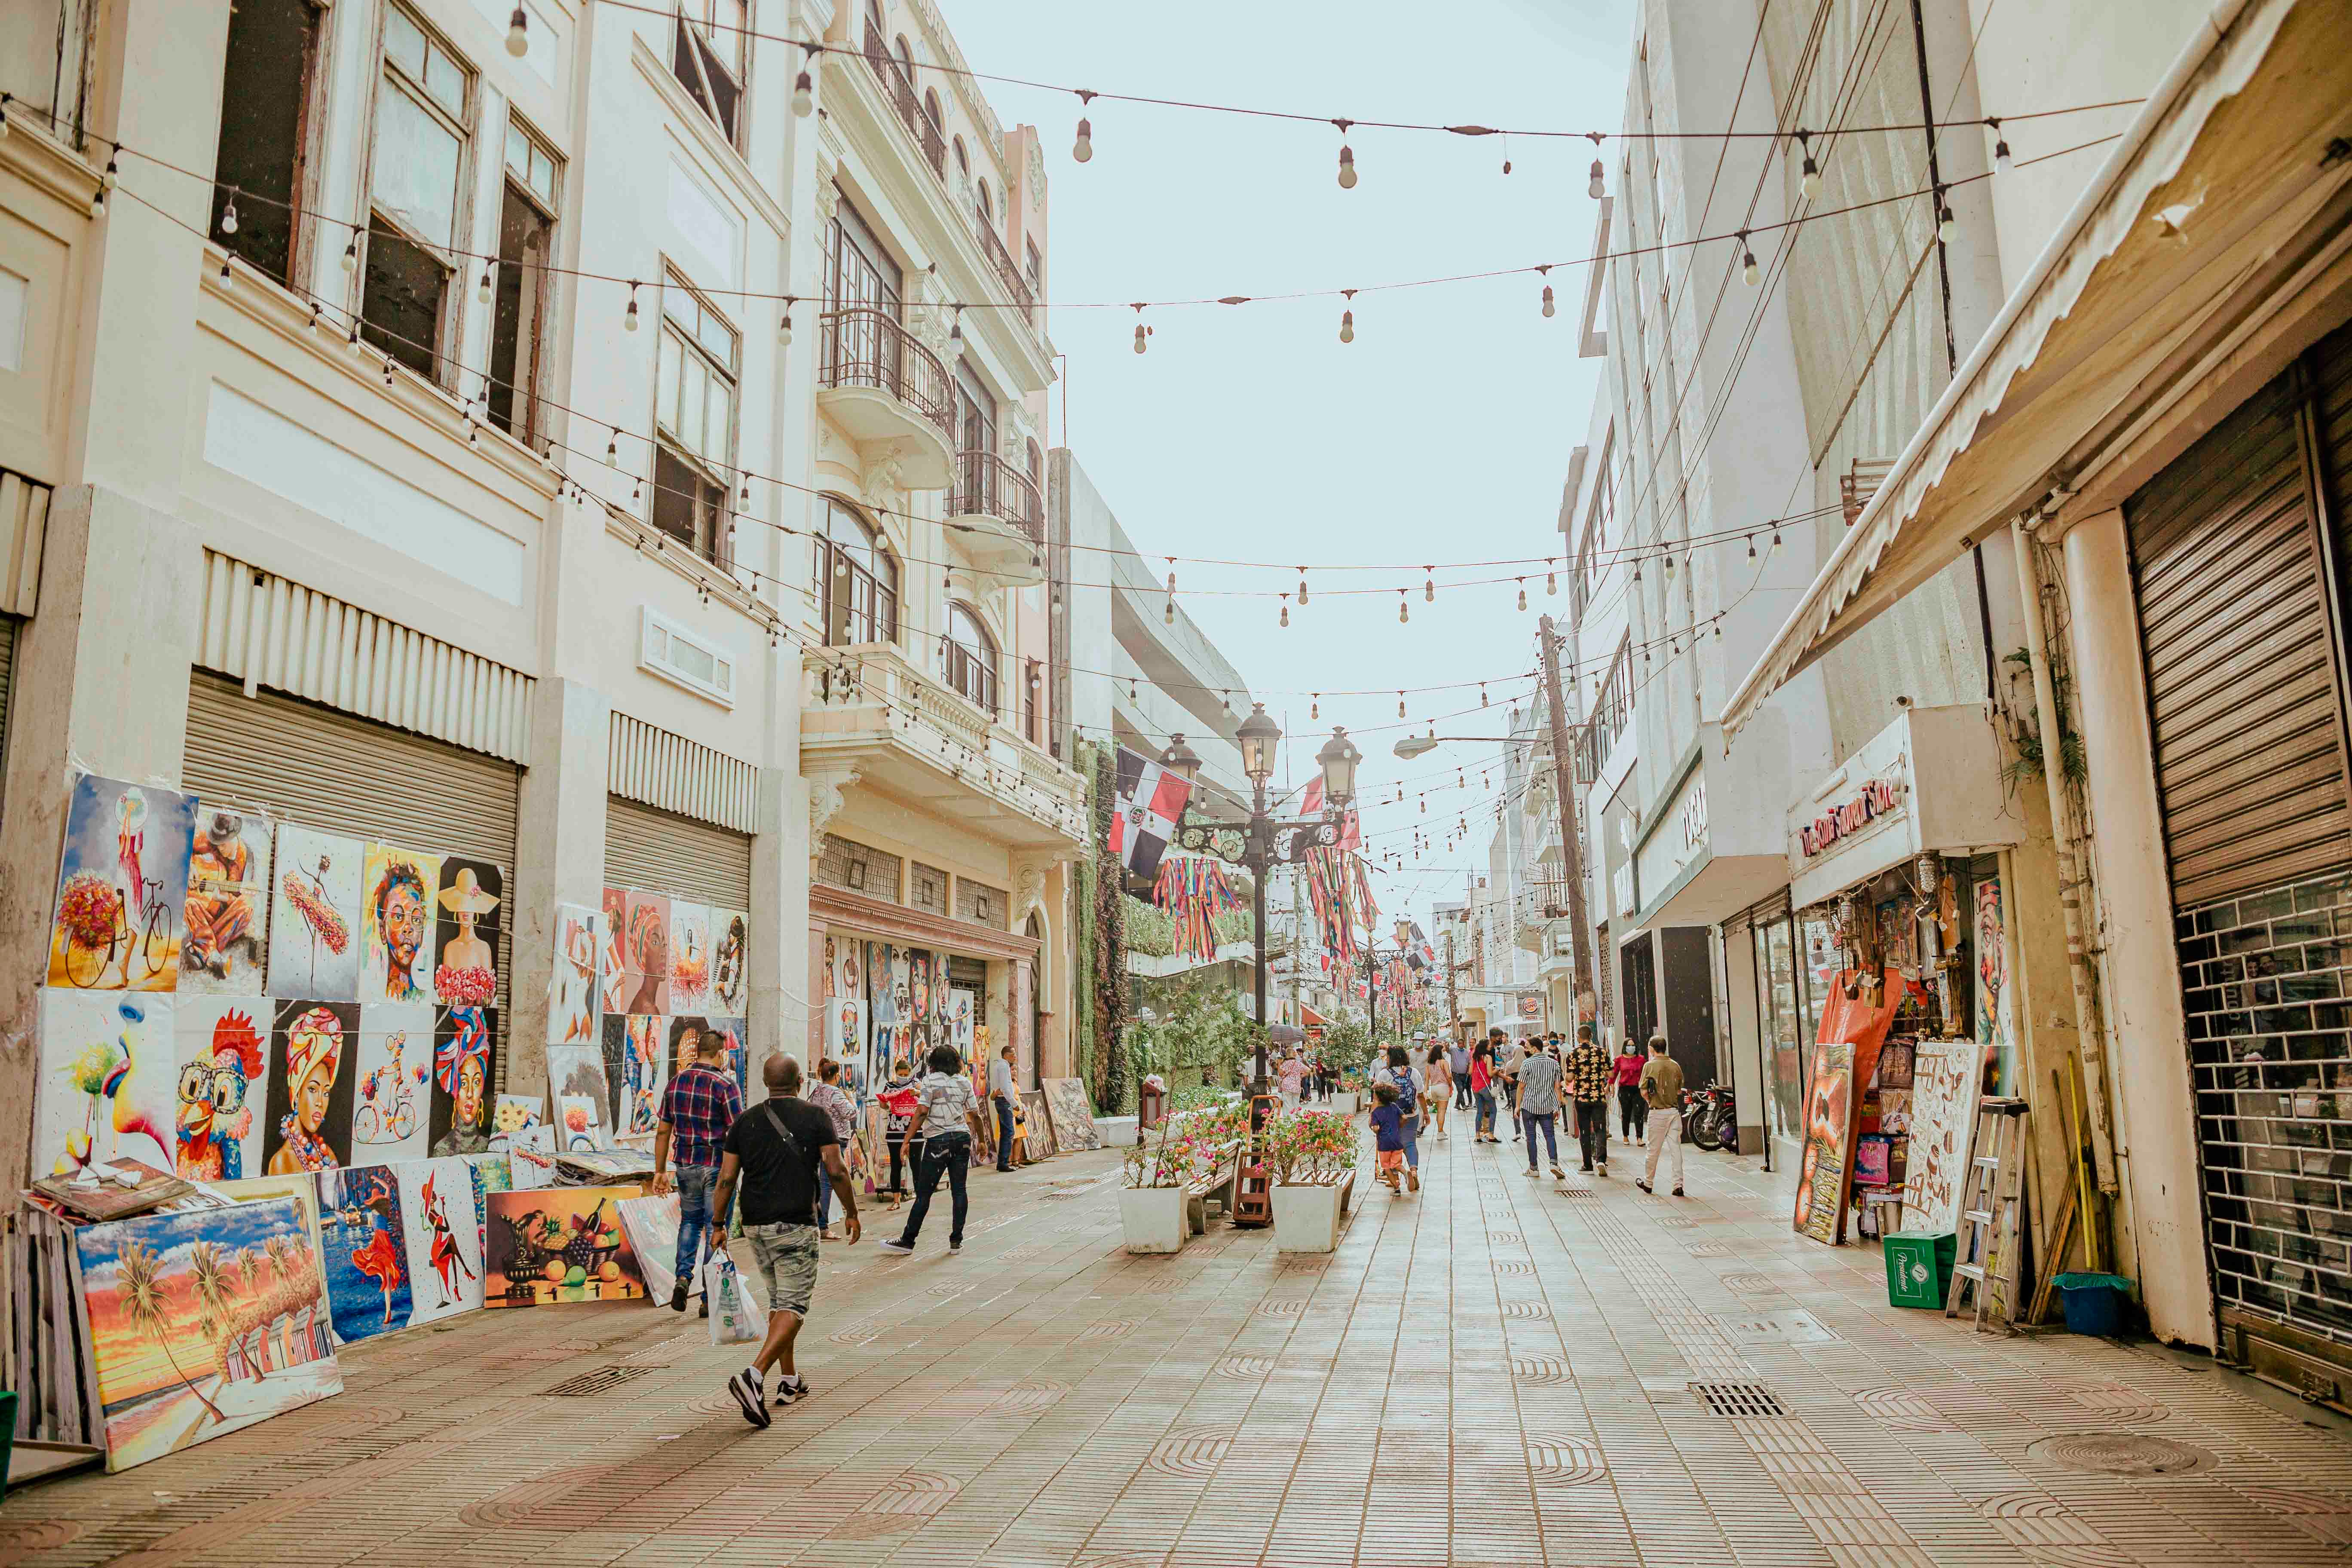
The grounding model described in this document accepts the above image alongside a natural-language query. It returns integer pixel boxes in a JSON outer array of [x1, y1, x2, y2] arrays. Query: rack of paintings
[[592, 886, 750, 1146]]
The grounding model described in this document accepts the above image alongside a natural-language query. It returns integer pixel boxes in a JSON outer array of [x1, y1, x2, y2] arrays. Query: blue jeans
[[993, 1096, 1017, 1170], [1474, 1089, 1497, 1136], [1523, 1111, 1558, 1169], [900, 1132, 971, 1248], [675, 1162, 718, 1288], [1401, 1119, 1421, 1171]]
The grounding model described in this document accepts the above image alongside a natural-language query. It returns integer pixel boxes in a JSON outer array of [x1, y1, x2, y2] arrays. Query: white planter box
[[1333, 1092, 1360, 1114], [1120, 1187, 1188, 1253], [1273, 1183, 1343, 1253]]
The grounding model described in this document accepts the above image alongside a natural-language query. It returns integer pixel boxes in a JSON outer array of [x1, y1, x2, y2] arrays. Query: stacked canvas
[[591, 885, 751, 1133]]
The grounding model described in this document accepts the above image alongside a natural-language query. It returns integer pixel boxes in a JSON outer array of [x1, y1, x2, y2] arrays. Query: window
[[212, 0, 322, 288], [953, 359, 996, 458], [817, 497, 899, 645], [1574, 428, 1615, 622], [1024, 238, 1042, 301], [1024, 656, 1042, 743], [923, 89, 943, 136], [824, 199, 902, 314], [975, 180, 992, 232], [487, 118, 560, 444], [953, 137, 969, 179], [944, 603, 998, 714], [673, 2, 747, 145], [653, 269, 738, 562], [362, 6, 473, 384], [640, 606, 737, 705]]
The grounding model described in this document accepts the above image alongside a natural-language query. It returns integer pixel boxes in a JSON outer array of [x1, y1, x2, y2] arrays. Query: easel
[[1948, 1096, 2029, 1331]]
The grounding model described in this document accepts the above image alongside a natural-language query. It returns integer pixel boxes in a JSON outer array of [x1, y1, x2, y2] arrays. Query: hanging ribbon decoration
[[1153, 854, 1241, 963]]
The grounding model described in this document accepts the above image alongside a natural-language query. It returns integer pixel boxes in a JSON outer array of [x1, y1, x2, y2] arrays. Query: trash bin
[[1883, 1231, 1958, 1309], [2054, 1272, 2133, 1336], [1138, 1081, 1167, 1133]]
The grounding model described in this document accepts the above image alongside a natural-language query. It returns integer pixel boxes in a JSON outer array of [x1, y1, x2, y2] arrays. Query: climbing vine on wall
[[1087, 742, 1128, 1114]]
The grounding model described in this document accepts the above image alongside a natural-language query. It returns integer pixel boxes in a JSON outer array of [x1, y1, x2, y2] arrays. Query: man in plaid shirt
[[1564, 1023, 1614, 1178], [653, 1024, 745, 1314]]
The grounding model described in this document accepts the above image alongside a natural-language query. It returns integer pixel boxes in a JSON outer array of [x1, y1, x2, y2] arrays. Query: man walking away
[[1613, 1037, 1648, 1144], [1637, 1035, 1687, 1197], [1449, 1035, 1472, 1109], [651, 1026, 744, 1314], [805, 1058, 858, 1240], [880, 1044, 989, 1255], [1496, 1029, 1522, 1140], [987, 1044, 1019, 1172], [1565, 1023, 1612, 1178], [717, 1054, 857, 1426], [1516, 1038, 1564, 1180]]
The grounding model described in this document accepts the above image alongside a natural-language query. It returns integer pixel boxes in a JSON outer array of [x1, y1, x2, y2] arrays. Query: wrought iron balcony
[[971, 214, 1035, 324], [946, 450, 1046, 591], [861, 26, 946, 178], [816, 306, 955, 488]]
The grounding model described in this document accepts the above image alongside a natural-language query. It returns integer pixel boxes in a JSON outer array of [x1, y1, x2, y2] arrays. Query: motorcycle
[[1681, 1081, 1739, 1152]]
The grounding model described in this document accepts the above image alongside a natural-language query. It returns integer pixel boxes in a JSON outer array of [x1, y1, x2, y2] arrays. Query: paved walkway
[[8, 1121, 2352, 1566]]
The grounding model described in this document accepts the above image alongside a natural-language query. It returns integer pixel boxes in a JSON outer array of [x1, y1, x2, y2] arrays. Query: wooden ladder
[[1947, 1097, 2030, 1332]]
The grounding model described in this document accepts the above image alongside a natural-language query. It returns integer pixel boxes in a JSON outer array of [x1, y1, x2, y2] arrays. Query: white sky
[[950, 0, 1636, 936]]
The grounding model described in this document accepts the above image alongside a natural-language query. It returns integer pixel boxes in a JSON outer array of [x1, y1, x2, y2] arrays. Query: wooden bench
[[1185, 1140, 1244, 1236]]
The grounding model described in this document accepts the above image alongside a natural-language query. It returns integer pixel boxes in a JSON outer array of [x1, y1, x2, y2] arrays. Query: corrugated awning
[[1723, 0, 2352, 734]]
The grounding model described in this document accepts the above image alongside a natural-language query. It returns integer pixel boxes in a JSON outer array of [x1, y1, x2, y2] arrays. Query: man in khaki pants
[[1636, 1035, 1686, 1197]]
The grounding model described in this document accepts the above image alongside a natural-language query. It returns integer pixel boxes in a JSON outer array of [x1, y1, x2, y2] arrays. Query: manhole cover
[[540, 1365, 653, 1397], [2025, 1433, 2216, 1476], [1690, 1381, 1785, 1417], [1718, 1309, 1841, 1345]]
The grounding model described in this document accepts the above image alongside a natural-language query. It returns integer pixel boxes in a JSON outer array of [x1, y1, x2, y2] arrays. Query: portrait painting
[[708, 907, 748, 1014], [432, 858, 502, 1007], [599, 1012, 630, 1130], [482, 1187, 647, 1307], [172, 999, 267, 1182], [49, 773, 197, 993], [398, 1157, 483, 1324], [349, 1004, 433, 1165], [359, 843, 442, 1005], [548, 903, 601, 1044], [35, 991, 176, 1178], [429, 1005, 497, 1157], [179, 801, 273, 995], [74, 1196, 340, 1472], [622, 891, 671, 1014], [317, 1164, 411, 1346], [832, 997, 868, 1064], [1794, 1039, 1855, 1244], [599, 886, 630, 1014], [836, 940, 863, 1008], [867, 942, 895, 1029], [267, 825, 363, 1001], [263, 999, 359, 1176], [669, 902, 711, 1008], [621, 1014, 665, 1134]]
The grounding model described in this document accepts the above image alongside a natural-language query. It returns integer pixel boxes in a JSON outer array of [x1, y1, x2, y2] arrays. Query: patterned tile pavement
[[7, 1124, 2352, 1566]]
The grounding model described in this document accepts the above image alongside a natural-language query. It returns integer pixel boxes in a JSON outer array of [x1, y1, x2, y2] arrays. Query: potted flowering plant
[[1119, 1103, 1248, 1253], [1266, 1107, 1360, 1253]]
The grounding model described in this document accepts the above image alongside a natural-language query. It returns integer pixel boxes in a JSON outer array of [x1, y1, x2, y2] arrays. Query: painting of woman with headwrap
[[360, 845, 441, 1004], [430, 1006, 496, 1156], [265, 1001, 358, 1174]]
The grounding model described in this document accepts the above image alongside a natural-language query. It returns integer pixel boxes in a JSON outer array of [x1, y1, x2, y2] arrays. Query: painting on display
[[619, 891, 671, 1014], [947, 990, 975, 1059], [1020, 1089, 1057, 1161], [358, 843, 441, 1005], [34, 992, 176, 1178], [1975, 876, 2012, 1087], [556, 1096, 606, 1150], [48, 773, 196, 992], [1902, 1038, 1984, 1236], [464, 1150, 512, 1234], [909, 948, 933, 1055], [429, 1005, 496, 1156], [506, 1124, 558, 1190], [1794, 1039, 1855, 1244], [172, 1000, 267, 1181], [865, 942, 895, 1072], [179, 802, 273, 994], [598, 887, 630, 1014], [317, 1164, 411, 1345], [490, 1094, 543, 1152], [706, 1016, 748, 1099], [547, 1043, 612, 1115], [613, 1192, 685, 1302], [398, 1157, 483, 1324], [432, 859, 502, 1007], [710, 907, 749, 1015], [263, 1000, 359, 1176], [73, 1196, 340, 1472], [829, 997, 868, 1068], [668, 902, 711, 1009], [482, 1187, 647, 1307], [612, 1014, 665, 1135], [548, 903, 601, 1045], [888, 948, 915, 1065], [1041, 1077, 1102, 1154], [349, 1004, 432, 1165], [268, 826, 363, 1000]]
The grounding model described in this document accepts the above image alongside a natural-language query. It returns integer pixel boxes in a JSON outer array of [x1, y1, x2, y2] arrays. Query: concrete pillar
[[1721, 925, 1766, 1155], [2060, 508, 2217, 1350], [504, 677, 611, 1099], [751, 754, 812, 1072], [0, 487, 203, 1197]]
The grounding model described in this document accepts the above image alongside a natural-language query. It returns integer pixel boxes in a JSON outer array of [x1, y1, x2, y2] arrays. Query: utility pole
[[1537, 616, 1596, 1014]]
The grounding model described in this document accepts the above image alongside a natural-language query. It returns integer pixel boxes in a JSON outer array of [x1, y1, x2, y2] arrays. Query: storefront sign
[[1637, 766, 1711, 900], [1799, 777, 1904, 858], [1516, 994, 1544, 1020]]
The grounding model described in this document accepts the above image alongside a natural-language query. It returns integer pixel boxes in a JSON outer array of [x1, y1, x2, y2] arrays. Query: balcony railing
[[971, 215, 1035, 323], [949, 450, 1043, 538], [862, 25, 946, 178], [818, 306, 955, 443]]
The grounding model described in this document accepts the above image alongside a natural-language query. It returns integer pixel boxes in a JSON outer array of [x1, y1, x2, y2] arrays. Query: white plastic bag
[[704, 1252, 765, 1346]]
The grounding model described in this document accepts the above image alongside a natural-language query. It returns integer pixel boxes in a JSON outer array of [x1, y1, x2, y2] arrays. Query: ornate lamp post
[[1158, 708, 1360, 1227]]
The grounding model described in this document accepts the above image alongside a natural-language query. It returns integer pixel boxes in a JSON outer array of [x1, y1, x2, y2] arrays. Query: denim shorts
[[744, 1222, 821, 1317]]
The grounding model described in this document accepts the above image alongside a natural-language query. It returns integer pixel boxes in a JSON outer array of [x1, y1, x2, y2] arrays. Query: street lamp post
[[1158, 708, 1361, 1228]]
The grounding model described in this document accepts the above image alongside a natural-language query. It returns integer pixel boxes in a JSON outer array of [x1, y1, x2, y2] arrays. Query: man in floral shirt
[[1564, 1023, 1614, 1177]]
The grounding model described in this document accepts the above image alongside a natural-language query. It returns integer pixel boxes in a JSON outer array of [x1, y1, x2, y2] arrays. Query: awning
[[1724, 0, 2352, 734]]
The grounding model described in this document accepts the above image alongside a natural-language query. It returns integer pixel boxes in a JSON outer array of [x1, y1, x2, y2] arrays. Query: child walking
[[1371, 1081, 1410, 1196]]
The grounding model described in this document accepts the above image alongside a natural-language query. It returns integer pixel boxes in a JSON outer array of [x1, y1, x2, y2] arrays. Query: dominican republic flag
[[1295, 777, 1363, 850], [1404, 921, 1434, 971], [1111, 744, 1193, 880]]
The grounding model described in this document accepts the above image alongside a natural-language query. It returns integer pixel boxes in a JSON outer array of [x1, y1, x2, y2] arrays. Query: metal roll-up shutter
[[0, 615, 14, 817], [2128, 370, 2352, 908], [603, 796, 752, 908], [183, 671, 520, 1011]]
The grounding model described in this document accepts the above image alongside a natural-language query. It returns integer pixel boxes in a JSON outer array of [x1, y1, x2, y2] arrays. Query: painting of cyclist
[[361, 844, 441, 1004], [44, 772, 195, 992], [266, 1001, 358, 1175], [431, 1007, 495, 1156]]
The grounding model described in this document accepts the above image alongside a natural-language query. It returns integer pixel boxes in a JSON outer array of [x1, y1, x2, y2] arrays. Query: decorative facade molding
[[807, 765, 862, 861]]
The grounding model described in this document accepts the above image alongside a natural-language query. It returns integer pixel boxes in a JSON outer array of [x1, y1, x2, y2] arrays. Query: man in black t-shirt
[[712, 1053, 858, 1428]]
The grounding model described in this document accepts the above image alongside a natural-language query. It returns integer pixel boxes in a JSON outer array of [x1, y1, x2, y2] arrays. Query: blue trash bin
[[2054, 1272, 2132, 1335]]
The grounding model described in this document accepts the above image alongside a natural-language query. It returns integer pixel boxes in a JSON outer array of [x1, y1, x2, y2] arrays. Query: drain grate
[[540, 1365, 653, 1397], [1690, 1381, 1785, 1417]]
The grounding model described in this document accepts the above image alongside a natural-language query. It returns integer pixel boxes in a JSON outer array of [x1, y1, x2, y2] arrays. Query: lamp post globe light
[[1157, 706, 1358, 1228]]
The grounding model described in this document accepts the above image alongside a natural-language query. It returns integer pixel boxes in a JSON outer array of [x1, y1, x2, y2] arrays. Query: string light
[[1398, 693, 1407, 718], [476, 265, 493, 304], [624, 280, 640, 332], [778, 304, 793, 348], [1740, 230, 1758, 286], [1280, 596, 1289, 627], [505, 6, 530, 56], [0, 95, 12, 139], [1587, 158, 1605, 199], [1132, 304, 1147, 354], [219, 189, 239, 235], [1936, 187, 1957, 242], [1539, 263, 1556, 318], [1335, 120, 1358, 189], [1339, 289, 1356, 343], [341, 236, 357, 273], [1989, 117, 2012, 172], [102, 154, 118, 189], [1796, 129, 1821, 199], [1516, 580, 1527, 611], [1480, 683, 1489, 707], [89, 185, 105, 218], [1297, 570, 1309, 605], [1546, 559, 1557, 594], [1073, 90, 1096, 162], [1746, 534, 1756, 558], [1311, 695, 1320, 720], [1397, 591, 1408, 624], [1424, 570, 1435, 603], [791, 44, 817, 116]]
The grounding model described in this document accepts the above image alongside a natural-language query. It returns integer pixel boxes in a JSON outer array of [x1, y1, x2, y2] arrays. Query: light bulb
[[1746, 535, 1756, 558], [949, 309, 963, 349], [505, 6, 530, 56], [1398, 695, 1407, 718], [1280, 600, 1289, 627], [219, 194, 239, 236], [1073, 116, 1093, 163], [1546, 568, 1557, 595], [1424, 574, 1434, 603], [1517, 585, 1527, 612], [625, 285, 640, 331], [342, 237, 358, 272], [218, 260, 233, 291], [792, 71, 814, 117], [1133, 323, 1146, 354], [1298, 572, 1309, 605], [1587, 159, 1605, 199], [1398, 597, 1408, 624], [1337, 144, 1357, 190], [1801, 158, 1821, 199], [1164, 596, 1174, 625], [89, 186, 105, 218], [1311, 698, 1319, 720], [779, 311, 793, 348], [1541, 284, 1556, 318], [102, 155, 118, 189], [1937, 195, 1957, 243], [1339, 309, 1354, 343], [1990, 119, 2012, 172], [476, 266, 493, 304]]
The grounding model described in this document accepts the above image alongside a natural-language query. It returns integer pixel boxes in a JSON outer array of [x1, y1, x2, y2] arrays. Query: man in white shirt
[[986, 1044, 1018, 1172], [882, 1044, 990, 1255]]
